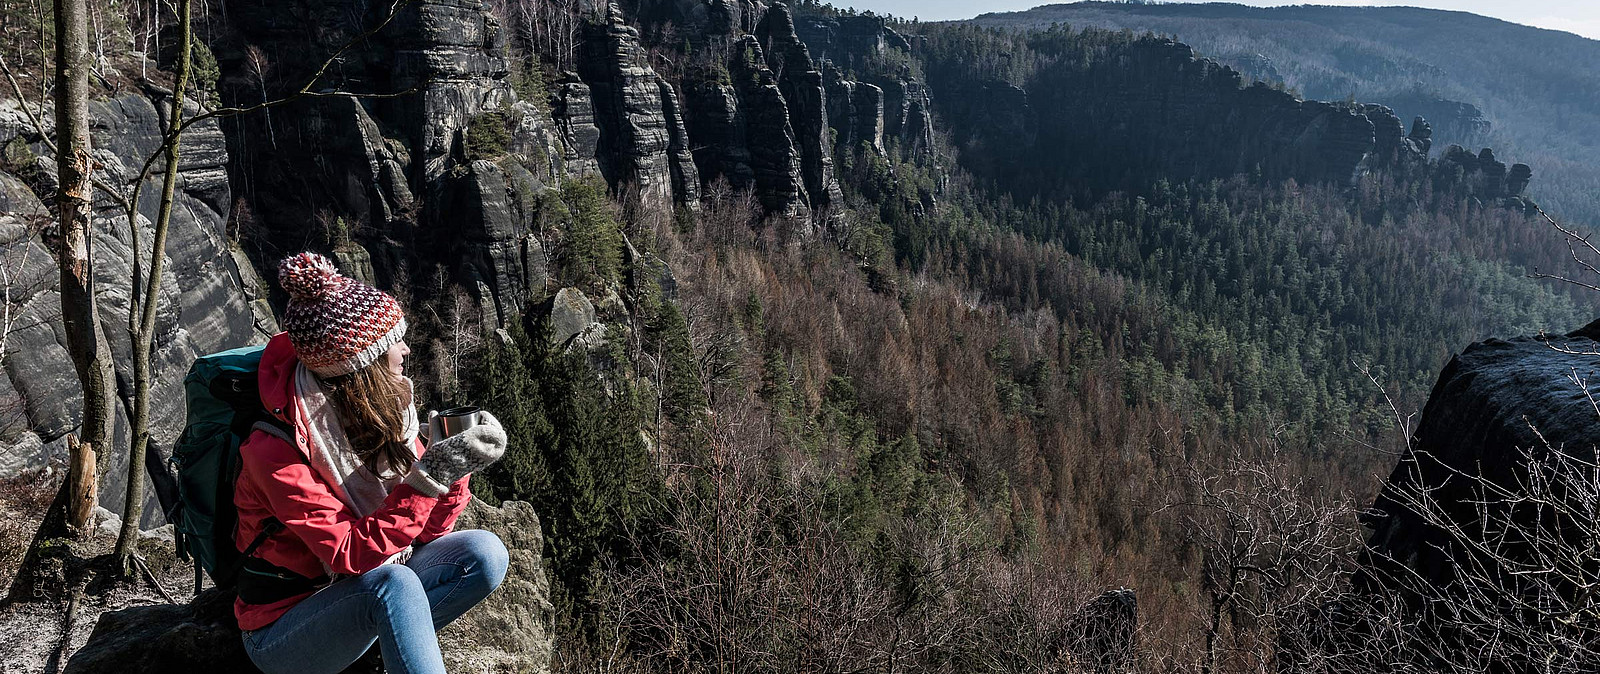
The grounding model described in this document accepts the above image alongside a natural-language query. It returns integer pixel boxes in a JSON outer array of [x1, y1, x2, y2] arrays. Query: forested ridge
[[967, 1, 1600, 229], [0, 0, 1597, 671]]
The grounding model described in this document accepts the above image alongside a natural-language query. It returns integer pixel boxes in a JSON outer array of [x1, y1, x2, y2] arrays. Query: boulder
[[1361, 333, 1600, 594], [63, 587, 262, 674], [1065, 589, 1139, 673], [545, 287, 599, 347], [438, 499, 557, 673]]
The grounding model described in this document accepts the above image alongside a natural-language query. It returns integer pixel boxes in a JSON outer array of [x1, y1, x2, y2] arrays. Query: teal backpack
[[169, 344, 293, 592]]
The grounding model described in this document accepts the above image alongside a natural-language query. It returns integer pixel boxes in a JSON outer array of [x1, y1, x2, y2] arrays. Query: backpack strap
[[252, 418, 295, 446], [204, 417, 300, 592]]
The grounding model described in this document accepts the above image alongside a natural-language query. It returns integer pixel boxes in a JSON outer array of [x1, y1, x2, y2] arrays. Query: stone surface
[[438, 498, 557, 673], [758, 2, 843, 219], [729, 35, 809, 218], [793, 12, 911, 66], [545, 287, 599, 347], [1361, 332, 1600, 594], [823, 67, 884, 154], [553, 77, 603, 177], [0, 91, 257, 527], [579, 5, 698, 211], [216, 0, 530, 322]]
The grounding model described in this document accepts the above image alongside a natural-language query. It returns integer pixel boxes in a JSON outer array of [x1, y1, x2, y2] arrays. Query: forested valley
[[0, 0, 1597, 672]]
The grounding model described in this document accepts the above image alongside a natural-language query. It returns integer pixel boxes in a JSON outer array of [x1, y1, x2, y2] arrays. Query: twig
[[131, 552, 176, 604]]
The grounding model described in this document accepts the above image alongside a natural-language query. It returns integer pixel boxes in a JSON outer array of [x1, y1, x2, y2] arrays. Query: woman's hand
[[404, 411, 506, 497]]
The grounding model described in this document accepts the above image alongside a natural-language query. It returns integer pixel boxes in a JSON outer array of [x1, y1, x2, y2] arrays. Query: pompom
[[278, 252, 346, 301]]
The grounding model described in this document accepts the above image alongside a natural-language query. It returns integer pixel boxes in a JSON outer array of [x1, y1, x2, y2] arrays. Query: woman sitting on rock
[[231, 252, 508, 674]]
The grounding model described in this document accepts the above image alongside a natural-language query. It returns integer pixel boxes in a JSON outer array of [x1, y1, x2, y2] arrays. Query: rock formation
[[579, 5, 700, 212], [1067, 589, 1139, 673], [823, 66, 884, 154], [553, 75, 603, 177], [792, 6, 935, 161], [1381, 89, 1493, 141], [1436, 144, 1533, 201], [757, 2, 843, 217], [793, 12, 913, 67], [1361, 331, 1600, 596], [0, 93, 258, 525], [683, 69, 758, 192], [214, 0, 546, 327], [621, 0, 769, 42], [725, 35, 809, 217]]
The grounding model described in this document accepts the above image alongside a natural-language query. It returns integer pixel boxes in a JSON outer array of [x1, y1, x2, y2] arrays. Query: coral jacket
[[232, 332, 471, 630]]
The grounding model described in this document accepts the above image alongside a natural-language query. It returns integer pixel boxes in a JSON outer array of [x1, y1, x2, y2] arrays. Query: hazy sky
[[849, 1, 1600, 40]]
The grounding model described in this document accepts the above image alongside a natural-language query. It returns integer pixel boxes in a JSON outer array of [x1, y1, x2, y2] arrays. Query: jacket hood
[[259, 332, 307, 439]]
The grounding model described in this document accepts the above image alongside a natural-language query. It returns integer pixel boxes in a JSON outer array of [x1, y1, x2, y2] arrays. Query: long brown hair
[[320, 360, 415, 475]]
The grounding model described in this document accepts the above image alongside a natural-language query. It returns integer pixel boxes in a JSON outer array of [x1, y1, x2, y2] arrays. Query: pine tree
[[559, 176, 623, 288]]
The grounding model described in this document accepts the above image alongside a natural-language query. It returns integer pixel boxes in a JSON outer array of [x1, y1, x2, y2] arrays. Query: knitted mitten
[[404, 411, 506, 496]]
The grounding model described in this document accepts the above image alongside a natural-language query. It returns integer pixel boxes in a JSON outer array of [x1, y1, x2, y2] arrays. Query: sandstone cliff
[[0, 92, 259, 527]]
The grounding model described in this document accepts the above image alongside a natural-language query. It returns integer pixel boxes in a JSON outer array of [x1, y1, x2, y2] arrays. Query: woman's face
[[384, 340, 410, 378]]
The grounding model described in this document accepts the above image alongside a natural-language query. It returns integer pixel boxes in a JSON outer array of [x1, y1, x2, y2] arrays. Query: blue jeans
[[240, 529, 509, 674]]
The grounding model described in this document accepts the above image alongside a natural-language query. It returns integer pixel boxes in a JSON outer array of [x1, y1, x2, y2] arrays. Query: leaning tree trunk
[[116, 0, 192, 564], [54, 0, 114, 531]]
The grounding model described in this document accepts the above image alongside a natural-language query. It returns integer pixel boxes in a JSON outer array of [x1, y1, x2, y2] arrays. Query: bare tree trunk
[[116, 0, 193, 564], [66, 434, 95, 533], [53, 0, 113, 537]]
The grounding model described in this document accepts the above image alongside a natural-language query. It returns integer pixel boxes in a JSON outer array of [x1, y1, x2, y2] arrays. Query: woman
[[232, 252, 509, 674]]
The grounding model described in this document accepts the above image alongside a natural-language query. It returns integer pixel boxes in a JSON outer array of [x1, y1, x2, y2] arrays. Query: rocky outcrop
[[757, 2, 843, 218], [1407, 116, 1433, 156], [1360, 332, 1600, 597], [579, 5, 700, 212], [0, 93, 257, 526], [215, 0, 538, 326], [545, 287, 600, 347], [683, 73, 757, 191], [435, 158, 550, 325], [793, 12, 912, 67], [61, 499, 555, 673], [553, 76, 603, 177], [726, 35, 809, 217], [1436, 144, 1532, 201], [1381, 89, 1492, 141], [823, 66, 884, 154], [1066, 589, 1139, 673], [621, 0, 769, 43], [658, 77, 702, 210], [438, 499, 557, 672]]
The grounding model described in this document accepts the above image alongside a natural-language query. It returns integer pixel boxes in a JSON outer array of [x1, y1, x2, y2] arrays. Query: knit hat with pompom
[[278, 252, 407, 377]]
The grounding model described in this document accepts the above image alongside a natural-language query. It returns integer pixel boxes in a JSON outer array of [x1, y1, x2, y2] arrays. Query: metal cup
[[436, 406, 481, 439]]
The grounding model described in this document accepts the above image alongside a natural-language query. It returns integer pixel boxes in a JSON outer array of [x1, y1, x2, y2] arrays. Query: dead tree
[[52, 0, 114, 536]]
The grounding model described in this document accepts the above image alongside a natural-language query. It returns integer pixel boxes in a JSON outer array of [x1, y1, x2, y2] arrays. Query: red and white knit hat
[[278, 252, 408, 377]]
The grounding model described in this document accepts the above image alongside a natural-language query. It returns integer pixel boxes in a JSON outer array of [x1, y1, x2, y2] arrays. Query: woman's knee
[[360, 562, 426, 601], [457, 529, 509, 588]]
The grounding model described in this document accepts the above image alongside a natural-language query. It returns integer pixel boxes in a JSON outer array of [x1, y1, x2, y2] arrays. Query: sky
[[846, 1, 1600, 40]]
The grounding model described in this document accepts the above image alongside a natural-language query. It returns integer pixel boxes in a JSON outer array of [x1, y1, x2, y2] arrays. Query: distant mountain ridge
[[962, 1, 1600, 226]]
